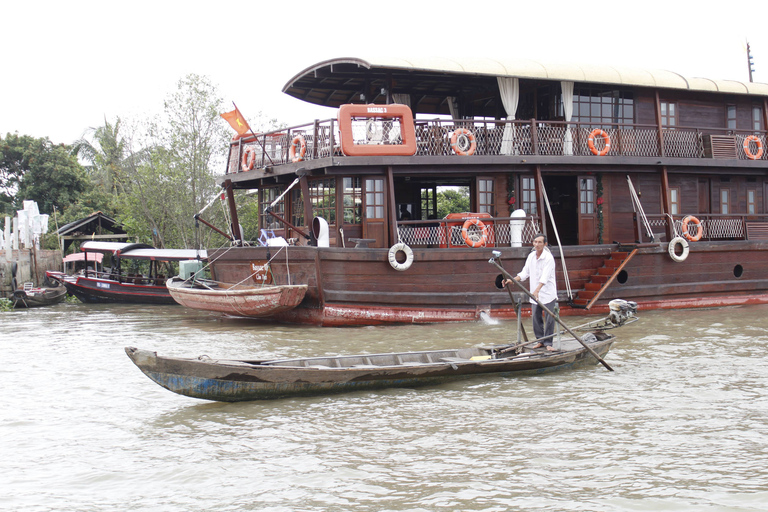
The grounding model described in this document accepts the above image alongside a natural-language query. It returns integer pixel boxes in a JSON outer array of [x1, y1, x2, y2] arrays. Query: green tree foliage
[[437, 186, 470, 218], [118, 74, 230, 248], [0, 133, 87, 215]]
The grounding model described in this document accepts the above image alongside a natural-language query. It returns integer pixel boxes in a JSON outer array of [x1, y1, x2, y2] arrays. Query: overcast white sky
[[1, 0, 765, 145]]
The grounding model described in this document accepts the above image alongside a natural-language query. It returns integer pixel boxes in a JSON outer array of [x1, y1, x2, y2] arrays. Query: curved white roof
[[285, 56, 768, 96]]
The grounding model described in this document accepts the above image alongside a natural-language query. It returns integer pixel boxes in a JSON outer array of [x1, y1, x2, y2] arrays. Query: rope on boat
[[627, 176, 655, 241]]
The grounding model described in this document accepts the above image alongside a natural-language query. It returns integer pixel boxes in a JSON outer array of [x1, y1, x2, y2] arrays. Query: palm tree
[[71, 117, 128, 194]]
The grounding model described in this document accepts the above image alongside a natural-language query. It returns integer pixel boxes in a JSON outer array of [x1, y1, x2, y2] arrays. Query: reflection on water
[[1, 303, 768, 511]]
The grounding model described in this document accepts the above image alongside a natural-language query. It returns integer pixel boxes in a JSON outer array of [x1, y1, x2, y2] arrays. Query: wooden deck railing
[[226, 118, 768, 173], [644, 213, 768, 242]]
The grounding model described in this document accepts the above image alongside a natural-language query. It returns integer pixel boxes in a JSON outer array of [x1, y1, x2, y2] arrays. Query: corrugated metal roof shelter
[[57, 211, 128, 252]]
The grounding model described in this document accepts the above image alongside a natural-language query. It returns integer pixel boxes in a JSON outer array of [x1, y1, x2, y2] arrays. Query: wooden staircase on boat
[[572, 248, 638, 309]]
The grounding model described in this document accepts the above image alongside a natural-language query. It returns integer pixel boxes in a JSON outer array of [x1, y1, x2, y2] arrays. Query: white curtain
[[392, 93, 411, 108], [561, 81, 574, 155], [447, 96, 459, 120], [497, 77, 519, 155]]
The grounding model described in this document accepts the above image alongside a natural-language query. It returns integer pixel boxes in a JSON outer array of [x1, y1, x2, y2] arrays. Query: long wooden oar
[[489, 254, 614, 372]]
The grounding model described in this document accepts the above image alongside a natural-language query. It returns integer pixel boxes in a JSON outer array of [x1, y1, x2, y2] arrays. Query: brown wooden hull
[[125, 334, 614, 402], [166, 279, 308, 317], [206, 240, 768, 326]]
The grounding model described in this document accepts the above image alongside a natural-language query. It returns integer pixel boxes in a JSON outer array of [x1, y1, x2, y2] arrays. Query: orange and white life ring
[[461, 218, 488, 248], [451, 128, 477, 156], [241, 146, 256, 171], [289, 135, 306, 163], [743, 135, 764, 160], [588, 129, 611, 156], [681, 215, 703, 242]]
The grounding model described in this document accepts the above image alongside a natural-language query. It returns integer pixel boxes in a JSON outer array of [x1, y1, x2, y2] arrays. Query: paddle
[[489, 252, 614, 372]]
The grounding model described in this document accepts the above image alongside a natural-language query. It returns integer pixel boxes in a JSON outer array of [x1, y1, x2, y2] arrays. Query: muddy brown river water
[[2, 302, 767, 511]]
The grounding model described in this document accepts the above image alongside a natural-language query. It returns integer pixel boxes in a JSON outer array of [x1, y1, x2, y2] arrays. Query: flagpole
[[232, 102, 275, 167]]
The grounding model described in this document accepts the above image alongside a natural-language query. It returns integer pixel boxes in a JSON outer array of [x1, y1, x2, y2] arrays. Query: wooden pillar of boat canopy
[[386, 167, 396, 247], [223, 179, 243, 245], [300, 175, 312, 236], [763, 99, 768, 139], [654, 91, 666, 157], [534, 166, 548, 239], [660, 166, 674, 241]]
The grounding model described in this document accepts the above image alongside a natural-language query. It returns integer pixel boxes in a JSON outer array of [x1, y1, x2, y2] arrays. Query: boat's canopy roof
[[283, 56, 768, 115], [63, 252, 104, 263], [79, 241, 206, 261]]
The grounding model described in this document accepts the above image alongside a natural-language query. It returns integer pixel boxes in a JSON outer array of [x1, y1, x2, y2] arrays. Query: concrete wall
[[0, 249, 63, 298]]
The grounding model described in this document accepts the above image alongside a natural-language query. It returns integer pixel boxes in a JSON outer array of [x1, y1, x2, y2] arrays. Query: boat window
[[748, 189, 756, 215], [478, 178, 494, 214], [726, 105, 737, 130], [291, 188, 305, 228], [720, 188, 730, 215], [309, 178, 336, 225], [259, 186, 285, 230], [365, 179, 385, 219], [661, 102, 677, 129], [753, 106, 763, 133], [572, 86, 633, 128], [342, 177, 362, 224], [420, 186, 437, 220], [670, 187, 680, 215], [521, 176, 537, 215], [580, 178, 595, 214]]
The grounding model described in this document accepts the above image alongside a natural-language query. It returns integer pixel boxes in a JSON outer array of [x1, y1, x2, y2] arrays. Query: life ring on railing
[[450, 128, 477, 156], [461, 218, 488, 248], [388, 243, 414, 271], [289, 135, 306, 163], [681, 215, 703, 242], [241, 146, 256, 171], [743, 135, 764, 160], [668, 236, 689, 262], [587, 129, 611, 156]]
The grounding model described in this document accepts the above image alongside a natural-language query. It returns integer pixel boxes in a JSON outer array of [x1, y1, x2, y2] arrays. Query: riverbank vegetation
[[1, 74, 469, 251]]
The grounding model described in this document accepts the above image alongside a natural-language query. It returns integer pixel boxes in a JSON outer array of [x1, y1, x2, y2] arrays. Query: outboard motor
[[608, 299, 638, 326]]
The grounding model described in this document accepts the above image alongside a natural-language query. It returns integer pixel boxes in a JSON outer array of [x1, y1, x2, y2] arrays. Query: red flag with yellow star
[[220, 106, 251, 136]]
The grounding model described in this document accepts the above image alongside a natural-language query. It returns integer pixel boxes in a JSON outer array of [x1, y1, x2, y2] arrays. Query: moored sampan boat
[[47, 241, 207, 305], [203, 56, 768, 326], [126, 298, 638, 402], [166, 276, 308, 317], [12, 280, 67, 308]]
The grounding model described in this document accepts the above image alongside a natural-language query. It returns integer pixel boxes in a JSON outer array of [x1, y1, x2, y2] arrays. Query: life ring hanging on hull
[[388, 243, 414, 271], [668, 236, 689, 262]]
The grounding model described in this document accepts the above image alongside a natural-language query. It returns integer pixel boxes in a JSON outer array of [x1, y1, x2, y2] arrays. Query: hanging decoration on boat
[[507, 173, 516, 215]]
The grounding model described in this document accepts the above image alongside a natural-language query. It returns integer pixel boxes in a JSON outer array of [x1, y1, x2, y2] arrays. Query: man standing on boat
[[504, 234, 558, 351]]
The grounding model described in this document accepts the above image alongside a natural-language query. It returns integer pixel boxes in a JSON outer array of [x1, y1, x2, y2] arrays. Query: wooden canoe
[[125, 331, 614, 402], [166, 277, 307, 317]]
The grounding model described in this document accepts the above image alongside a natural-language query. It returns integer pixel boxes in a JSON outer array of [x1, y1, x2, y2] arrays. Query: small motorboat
[[165, 277, 308, 318]]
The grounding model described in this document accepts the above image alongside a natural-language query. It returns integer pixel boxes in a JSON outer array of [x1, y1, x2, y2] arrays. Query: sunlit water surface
[[1, 303, 767, 511]]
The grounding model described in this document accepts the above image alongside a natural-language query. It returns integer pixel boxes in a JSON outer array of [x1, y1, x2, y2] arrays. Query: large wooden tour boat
[[206, 56, 768, 326]]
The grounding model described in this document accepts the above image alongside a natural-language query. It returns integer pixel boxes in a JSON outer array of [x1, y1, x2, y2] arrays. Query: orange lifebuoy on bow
[[588, 129, 611, 156], [681, 215, 703, 242], [289, 135, 306, 163], [241, 146, 256, 171], [451, 128, 477, 156], [743, 135, 764, 160], [461, 218, 488, 248]]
